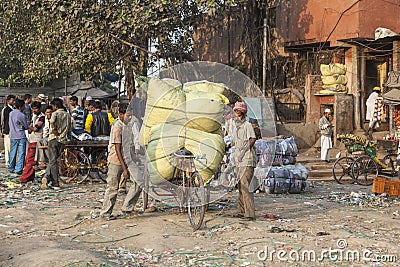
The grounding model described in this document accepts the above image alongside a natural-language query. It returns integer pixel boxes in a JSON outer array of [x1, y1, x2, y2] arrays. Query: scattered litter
[[8, 229, 20, 235], [316, 231, 330, 236], [2, 182, 22, 189], [263, 213, 281, 220], [327, 191, 398, 207], [270, 226, 296, 233]]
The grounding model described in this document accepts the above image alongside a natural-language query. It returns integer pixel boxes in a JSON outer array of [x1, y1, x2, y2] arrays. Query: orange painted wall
[[279, 0, 400, 45], [358, 0, 400, 37]]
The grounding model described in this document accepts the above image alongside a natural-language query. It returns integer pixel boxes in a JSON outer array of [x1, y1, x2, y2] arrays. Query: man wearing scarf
[[232, 101, 257, 221], [20, 101, 45, 183]]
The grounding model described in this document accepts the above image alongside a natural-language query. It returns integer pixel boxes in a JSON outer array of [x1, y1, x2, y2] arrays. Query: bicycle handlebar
[[172, 152, 206, 160]]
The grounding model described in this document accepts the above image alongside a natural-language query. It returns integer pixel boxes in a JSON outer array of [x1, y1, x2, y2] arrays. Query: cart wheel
[[351, 155, 378, 185], [332, 157, 355, 184], [58, 149, 79, 184], [91, 148, 108, 183], [70, 149, 91, 184], [187, 172, 206, 231], [382, 153, 398, 176], [141, 163, 149, 210]]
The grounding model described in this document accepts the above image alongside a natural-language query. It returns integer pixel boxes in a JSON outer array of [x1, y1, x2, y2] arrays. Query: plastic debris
[[263, 213, 281, 220], [2, 182, 22, 189], [316, 231, 330, 236]]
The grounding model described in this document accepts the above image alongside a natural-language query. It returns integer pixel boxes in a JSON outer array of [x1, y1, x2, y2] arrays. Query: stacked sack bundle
[[253, 137, 308, 194], [140, 78, 227, 185], [320, 63, 348, 94]]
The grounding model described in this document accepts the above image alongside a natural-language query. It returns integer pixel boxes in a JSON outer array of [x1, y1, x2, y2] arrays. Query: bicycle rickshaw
[[332, 134, 398, 185], [139, 149, 208, 231]]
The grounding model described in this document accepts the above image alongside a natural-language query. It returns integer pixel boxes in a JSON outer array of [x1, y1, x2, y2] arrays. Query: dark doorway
[[365, 60, 380, 99]]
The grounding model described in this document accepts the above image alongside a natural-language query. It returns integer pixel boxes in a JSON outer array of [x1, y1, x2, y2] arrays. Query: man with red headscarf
[[232, 101, 257, 220]]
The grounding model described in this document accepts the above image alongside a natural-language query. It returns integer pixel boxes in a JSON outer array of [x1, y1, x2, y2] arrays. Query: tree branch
[[109, 33, 158, 59]]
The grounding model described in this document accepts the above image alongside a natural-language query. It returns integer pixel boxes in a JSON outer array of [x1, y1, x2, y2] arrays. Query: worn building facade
[[193, 0, 400, 148]]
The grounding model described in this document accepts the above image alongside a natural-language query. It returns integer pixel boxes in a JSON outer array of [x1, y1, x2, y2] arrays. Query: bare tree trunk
[[124, 36, 148, 99]]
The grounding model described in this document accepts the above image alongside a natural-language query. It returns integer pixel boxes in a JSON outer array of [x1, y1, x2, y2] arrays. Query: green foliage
[[0, 0, 238, 84], [98, 80, 118, 94]]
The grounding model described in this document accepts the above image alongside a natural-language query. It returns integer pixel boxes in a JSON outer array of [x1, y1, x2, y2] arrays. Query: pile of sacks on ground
[[319, 63, 348, 94], [254, 137, 308, 194], [139, 78, 228, 185]]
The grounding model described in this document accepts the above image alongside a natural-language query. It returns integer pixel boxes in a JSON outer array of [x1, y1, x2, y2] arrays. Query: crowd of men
[[0, 94, 117, 186], [0, 93, 144, 221]]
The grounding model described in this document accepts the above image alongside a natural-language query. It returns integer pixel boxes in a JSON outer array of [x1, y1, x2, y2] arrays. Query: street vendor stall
[[38, 139, 109, 184]]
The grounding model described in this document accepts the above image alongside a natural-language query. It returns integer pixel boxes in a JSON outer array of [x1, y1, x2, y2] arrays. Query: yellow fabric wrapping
[[147, 156, 174, 185], [185, 90, 229, 133], [321, 75, 348, 85], [139, 78, 185, 146], [320, 63, 347, 76], [145, 124, 225, 185], [183, 80, 226, 94], [330, 63, 346, 75], [184, 128, 225, 184], [319, 89, 348, 95], [321, 84, 348, 92], [146, 124, 186, 184]]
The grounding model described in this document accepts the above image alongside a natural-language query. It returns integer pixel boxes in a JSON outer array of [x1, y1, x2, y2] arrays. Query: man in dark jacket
[[1, 95, 16, 168], [85, 101, 114, 137]]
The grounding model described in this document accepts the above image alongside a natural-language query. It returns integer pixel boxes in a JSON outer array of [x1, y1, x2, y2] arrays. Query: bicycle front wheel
[[187, 172, 206, 231], [351, 155, 378, 186], [332, 157, 354, 184]]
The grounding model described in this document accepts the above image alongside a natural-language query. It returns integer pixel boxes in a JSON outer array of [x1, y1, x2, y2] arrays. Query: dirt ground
[[0, 163, 399, 267]]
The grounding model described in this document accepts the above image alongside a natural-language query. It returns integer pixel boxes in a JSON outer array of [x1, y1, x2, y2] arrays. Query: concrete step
[[307, 169, 333, 178], [308, 164, 333, 170], [307, 176, 352, 182]]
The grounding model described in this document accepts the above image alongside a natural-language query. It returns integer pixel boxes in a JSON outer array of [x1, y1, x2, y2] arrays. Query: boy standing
[[100, 103, 142, 220]]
